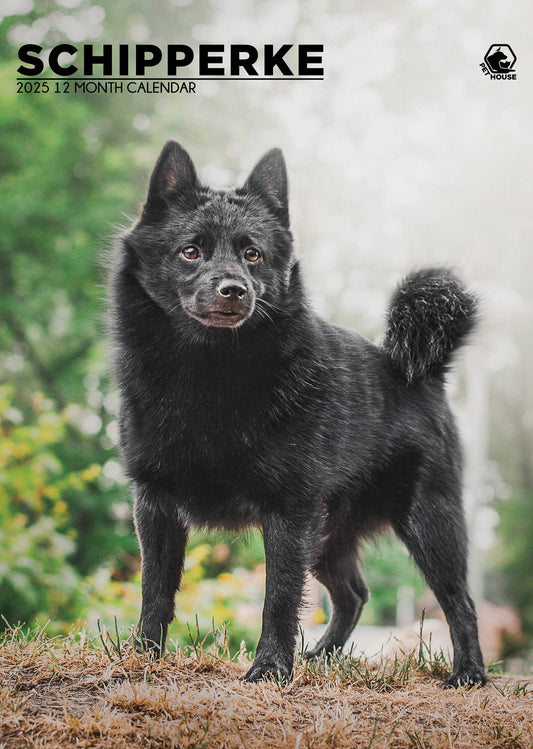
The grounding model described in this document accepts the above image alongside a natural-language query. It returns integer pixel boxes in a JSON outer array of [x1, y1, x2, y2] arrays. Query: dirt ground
[[1, 628, 532, 749]]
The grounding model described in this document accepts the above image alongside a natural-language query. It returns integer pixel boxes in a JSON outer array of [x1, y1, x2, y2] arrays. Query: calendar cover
[[1, 0, 532, 745]]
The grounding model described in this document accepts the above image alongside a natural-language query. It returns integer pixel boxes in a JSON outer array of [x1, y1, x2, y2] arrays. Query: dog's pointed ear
[[243, 148, 289, 227], [142, 140, 200, 221]]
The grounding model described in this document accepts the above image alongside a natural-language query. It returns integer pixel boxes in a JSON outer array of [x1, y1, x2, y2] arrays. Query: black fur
[[110, 140, 486, 687], [383, 268, 479, 383]]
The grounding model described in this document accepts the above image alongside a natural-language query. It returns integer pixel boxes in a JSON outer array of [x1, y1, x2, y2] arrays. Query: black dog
[[110, 140, 486, 686]]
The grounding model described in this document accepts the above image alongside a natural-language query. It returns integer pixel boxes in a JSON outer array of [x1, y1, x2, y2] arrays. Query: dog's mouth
[[180, 288, 255, 329], [185, 307, 252, 328], [204, 310, 246, 328]]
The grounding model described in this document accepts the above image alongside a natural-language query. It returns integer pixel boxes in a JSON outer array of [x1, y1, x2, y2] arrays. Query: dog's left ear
[[243, 148, 289, 228]]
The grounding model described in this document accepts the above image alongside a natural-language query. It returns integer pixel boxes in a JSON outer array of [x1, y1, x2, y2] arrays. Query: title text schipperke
[[110, 141, 486, 686]]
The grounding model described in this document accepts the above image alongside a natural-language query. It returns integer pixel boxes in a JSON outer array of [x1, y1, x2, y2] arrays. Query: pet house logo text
[[480, 45, 517, 80]]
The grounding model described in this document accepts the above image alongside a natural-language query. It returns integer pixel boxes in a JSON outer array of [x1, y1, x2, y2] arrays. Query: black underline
[[17, 76, 324, 81]]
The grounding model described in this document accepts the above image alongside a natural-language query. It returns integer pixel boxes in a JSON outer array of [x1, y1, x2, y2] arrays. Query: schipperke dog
[[110, 140, 486, 687]]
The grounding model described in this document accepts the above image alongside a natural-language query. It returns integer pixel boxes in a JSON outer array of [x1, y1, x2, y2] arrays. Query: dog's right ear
[[243, 148, 289, 228], [141, 140, 200, 221]]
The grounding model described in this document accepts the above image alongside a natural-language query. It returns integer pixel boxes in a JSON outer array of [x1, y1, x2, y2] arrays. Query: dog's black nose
[[217, 280, 247, 299]]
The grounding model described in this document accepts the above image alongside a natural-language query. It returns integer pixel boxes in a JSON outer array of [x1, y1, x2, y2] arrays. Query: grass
[[0, 619, 532, 748]]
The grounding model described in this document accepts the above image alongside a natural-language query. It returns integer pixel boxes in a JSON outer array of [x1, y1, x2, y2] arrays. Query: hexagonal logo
[[482, 45, 517, 78]]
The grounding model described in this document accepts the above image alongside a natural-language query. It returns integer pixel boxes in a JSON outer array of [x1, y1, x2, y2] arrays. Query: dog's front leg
[[133, 482, 189, 656], [245, 512, 309, 682]]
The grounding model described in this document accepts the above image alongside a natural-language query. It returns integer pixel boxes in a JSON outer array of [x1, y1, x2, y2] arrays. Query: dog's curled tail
[[382, 268, 478, 384]]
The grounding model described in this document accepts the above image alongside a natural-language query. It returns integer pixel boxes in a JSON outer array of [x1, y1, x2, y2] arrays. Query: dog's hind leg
[[391, 485, 486, 687], [305, 534, 369, 658]]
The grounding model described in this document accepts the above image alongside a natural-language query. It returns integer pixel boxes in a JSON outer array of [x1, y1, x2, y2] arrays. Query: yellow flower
[[44, 486, 60, 501], [312, 608, 327, 625], [217, 572, 235, 585]]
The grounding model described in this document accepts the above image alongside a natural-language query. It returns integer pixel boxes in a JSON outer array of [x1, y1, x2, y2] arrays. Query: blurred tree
[[496, 492, 533, 640], [0, 59, 141, 574], [0, 3, 153, 579], [0, 385, 100, 628], [0, 0, 266, 626], [360, 536, 426, 626]]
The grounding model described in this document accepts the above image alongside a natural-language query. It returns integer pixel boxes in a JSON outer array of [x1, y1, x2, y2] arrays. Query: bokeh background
[[1, 0, 532, 667]]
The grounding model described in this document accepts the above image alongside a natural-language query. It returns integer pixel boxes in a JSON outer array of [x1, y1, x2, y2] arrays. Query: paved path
[[302, 620, 453, 660]]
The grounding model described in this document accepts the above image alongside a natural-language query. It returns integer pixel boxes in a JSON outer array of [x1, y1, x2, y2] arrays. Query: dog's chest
[[123, 358, 283, 472]]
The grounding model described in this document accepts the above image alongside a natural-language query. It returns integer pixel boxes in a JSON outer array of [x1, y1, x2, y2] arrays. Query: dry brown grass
[[0, 623, 532, 749]]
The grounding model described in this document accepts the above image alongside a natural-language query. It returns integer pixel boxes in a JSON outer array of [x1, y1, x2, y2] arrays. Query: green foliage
[[495, 492, 533, 639], [0, 385, 101, 629], [86, 531, 265, 653], [359, 535, 427, 625], [186, 528, 265, 578], [172, 542, 263, 651], [0, 43, 145, 577]]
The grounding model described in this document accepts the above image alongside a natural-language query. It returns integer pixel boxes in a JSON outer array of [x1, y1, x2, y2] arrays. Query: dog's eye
[[244, 247, 261, 263], [181, 245, 200, 260]]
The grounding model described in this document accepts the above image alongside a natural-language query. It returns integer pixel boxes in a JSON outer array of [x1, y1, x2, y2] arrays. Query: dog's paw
[[133, 623, 165, 658], [304, 644, 339, 660], [445, 667, 487, 688], [133, 633, 161, 657], [244, 659, 293, 683]]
